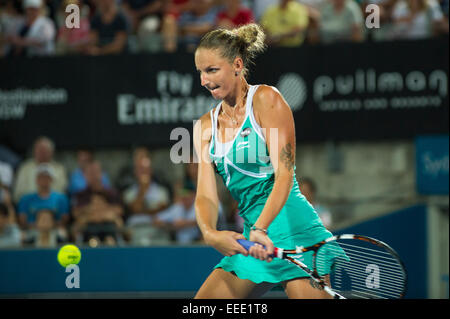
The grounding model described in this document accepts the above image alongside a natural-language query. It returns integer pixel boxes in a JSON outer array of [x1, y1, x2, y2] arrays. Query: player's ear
[[233, 56, 244, 76]]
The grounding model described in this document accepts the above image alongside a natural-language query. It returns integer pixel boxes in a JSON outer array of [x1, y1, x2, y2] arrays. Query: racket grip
[[237, 239, 277, 258]]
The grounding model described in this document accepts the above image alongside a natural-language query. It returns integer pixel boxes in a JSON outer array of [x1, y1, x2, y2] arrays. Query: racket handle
[[237, 239, 277, 258]]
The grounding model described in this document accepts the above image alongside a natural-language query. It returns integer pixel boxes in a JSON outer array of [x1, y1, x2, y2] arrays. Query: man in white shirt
[[6, 0, 55, 56]]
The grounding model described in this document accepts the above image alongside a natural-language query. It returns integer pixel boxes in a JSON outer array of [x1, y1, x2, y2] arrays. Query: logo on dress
[[240, 127, 252, 137]]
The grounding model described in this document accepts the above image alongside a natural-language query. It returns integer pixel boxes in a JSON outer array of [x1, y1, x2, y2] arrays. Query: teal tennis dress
[[208, 85, 333, 284]]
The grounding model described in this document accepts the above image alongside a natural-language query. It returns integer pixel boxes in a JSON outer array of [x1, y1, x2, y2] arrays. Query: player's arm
[[250, 85, 297, 258], [193, 113, 247, 256]]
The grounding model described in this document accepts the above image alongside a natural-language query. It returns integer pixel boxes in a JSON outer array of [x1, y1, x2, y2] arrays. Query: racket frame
[[240, 234, 408, 299]]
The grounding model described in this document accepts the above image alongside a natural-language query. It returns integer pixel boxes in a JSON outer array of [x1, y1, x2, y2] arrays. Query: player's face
[[195, 48, 236, 100]]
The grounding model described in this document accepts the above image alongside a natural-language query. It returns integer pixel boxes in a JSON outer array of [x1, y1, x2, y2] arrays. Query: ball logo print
[[277, 73, 307, 111]]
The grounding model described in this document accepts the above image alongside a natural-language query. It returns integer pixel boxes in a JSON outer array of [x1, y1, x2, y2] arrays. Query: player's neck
[[223, 79, 249, 109]]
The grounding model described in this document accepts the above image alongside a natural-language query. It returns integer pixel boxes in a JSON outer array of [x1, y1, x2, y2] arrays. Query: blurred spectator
[[161, 0, 191, 52], [122, 154, 171, 245], [155, 161, 226, 244], [0, 202, 21, 248], [13, 136, 67, 203], [0, 0, 25, 57], [68, 149, 111, 198], [121, 0, 163, 33], [260, 0, 310, 47], [391, 0, 449, 39], [216, 0, 254, 29], [17, 164, 70, 232], [154, 180, 199, 244], [23, 209, 66, 247], [55, 0, 91, 55], [115, 146, 151, 192], [252, 0, 278, 21], [72, 160, 124, 246], [83, 0, 128, 55], [163, 0, 219, 52], [5, 0, 56, 57], [172, 158, 197, 196], [358, 0, 398, 42], [0, 145, 21, 183], [319, 0, 364, 44], [298, 177, 332, 228]]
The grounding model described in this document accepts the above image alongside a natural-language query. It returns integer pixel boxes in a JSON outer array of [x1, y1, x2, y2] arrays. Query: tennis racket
[[238, 234, 407, 299]]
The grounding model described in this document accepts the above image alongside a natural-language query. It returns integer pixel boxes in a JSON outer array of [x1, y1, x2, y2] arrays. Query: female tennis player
[[193, 23, 333, 299]]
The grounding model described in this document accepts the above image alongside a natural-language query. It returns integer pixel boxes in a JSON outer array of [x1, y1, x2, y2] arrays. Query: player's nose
[[200, 73, 209, 88]]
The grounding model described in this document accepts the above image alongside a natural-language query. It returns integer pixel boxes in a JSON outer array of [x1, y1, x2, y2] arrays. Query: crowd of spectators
[[0, 137, 232, 248], [0, 137, 329, 249], [0, 0, 448, 57]]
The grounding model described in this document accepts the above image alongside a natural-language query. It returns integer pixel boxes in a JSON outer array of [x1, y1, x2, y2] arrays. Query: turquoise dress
[[208, 85, 333, 284]]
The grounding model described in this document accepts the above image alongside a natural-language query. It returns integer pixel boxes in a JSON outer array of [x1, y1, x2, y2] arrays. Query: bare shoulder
[[253, 85, 292, 126], [194, 109, 214, 141]]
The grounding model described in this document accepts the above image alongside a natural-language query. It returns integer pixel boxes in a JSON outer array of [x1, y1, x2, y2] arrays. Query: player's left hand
[[249, 230, 274, 262]]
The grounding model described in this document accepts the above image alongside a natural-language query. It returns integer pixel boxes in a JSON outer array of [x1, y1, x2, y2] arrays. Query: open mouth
[[207, 85, 220, 92]]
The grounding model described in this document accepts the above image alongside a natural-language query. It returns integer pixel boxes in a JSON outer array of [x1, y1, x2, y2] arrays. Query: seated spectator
[[298, 177, 332, 228], [0, 144, 21, 174], [154, 181, 199, 244], [82, 0, 128, 55], [0, 197, 21, 248], [17, 164, 70, 233], [260, 0, 310, 47], [0, 0, 26, 57], [0, 160, 14, 193], [123, 155, 171, 246], [23, 209, 66, 248], [161, 0, 191, 52], [358, 0, 398, 42], [55, 0, 91, 55], [252, 0, 278, 22], [216, 0, 254, 29], [164, 0, 219, 52], [155, 162, 226, 244], [121, 0, 163, 33], [72, 160, 124, 246], [116, 146, 152, 192], [68, 149, 111, 198], [5, 0, 55, 57], [318, 0, 364, 44], [13, 136, 67, 203], [172, 157, 197, 196], [391, 0, 449, 39]]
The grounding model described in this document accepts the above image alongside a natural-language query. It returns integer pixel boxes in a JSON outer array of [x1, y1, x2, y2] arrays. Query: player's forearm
[[254, 170, 293, 230], [195, 195, 219, 243]]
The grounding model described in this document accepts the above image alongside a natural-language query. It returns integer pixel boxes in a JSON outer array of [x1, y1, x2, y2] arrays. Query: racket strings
[[314, 239, 406, 299]]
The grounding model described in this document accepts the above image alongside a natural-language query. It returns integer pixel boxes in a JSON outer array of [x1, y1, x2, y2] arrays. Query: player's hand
[[249, 230, 274, 262], [206, 230, 248, 257]]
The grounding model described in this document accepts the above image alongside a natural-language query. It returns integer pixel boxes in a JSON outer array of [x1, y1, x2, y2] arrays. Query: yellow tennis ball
[[57, 244, 81, 268]]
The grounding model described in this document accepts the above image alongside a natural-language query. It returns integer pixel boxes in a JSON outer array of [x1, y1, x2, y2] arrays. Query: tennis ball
[[57, 244, 81, 268]]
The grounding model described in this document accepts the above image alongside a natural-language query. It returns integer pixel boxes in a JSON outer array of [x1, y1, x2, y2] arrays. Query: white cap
[[36, 163, 55, 179], [23, 0, 42, 9]]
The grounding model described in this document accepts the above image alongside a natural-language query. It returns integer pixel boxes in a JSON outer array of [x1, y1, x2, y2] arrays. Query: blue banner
[[415, 135, 449, 195]]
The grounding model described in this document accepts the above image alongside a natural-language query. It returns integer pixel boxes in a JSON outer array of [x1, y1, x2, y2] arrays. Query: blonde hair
[[197, 23, 266, 78]]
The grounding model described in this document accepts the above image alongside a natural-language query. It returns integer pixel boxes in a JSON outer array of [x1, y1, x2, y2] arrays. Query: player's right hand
[[206, 230, 249, 257]]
